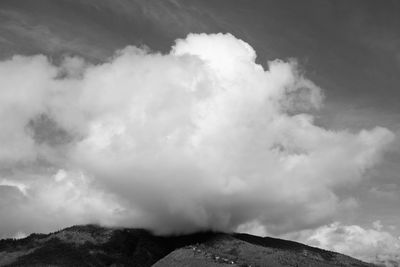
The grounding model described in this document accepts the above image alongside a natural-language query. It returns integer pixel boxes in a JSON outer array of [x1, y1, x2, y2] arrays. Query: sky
[[0, 0, 399, 265]]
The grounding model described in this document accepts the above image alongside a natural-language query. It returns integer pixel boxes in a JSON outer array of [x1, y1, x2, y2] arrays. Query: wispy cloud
[[289, 221, 400, 266]]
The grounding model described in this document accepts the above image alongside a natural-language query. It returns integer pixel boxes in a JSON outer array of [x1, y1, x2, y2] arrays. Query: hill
[[0, 225, 375, 267]]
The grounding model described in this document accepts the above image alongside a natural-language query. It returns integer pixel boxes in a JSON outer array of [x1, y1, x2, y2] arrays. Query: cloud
[[291, 222, 400, 266], [0, 33, 395, 238], [0, 169, 121, 238]]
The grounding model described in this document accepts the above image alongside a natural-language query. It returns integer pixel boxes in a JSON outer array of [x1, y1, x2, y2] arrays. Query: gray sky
[[0, 0, 399, 264]]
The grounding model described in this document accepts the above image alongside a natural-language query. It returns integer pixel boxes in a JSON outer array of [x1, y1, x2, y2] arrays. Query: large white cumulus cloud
[[0, 33, 394, 238]]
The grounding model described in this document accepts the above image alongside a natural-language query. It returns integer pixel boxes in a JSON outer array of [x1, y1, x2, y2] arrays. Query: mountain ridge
[[0, 224, 376, 267]]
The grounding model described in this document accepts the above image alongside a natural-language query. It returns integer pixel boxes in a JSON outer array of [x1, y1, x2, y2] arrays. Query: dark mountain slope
[[0, 225, 375, 267]]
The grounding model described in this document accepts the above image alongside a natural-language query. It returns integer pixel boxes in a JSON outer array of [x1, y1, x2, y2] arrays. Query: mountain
[[0, 225, 375, 267]]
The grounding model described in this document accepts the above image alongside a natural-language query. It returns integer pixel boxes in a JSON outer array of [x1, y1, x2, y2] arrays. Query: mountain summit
[[0, 225, 375, 267]]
